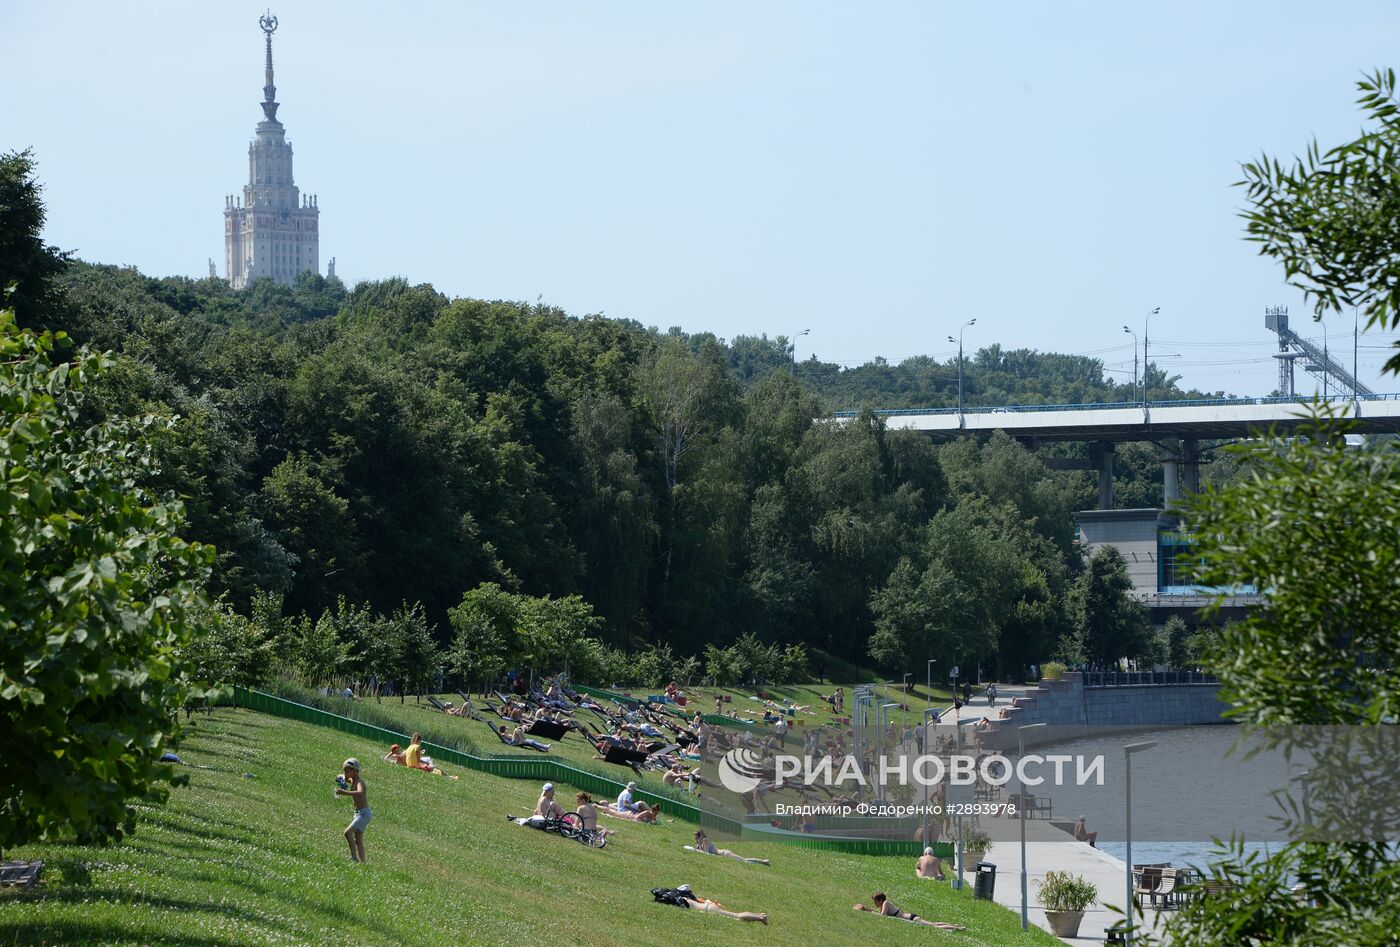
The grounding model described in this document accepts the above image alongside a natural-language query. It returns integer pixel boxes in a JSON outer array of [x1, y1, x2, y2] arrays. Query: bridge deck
[[835, 394, 1400, 441]]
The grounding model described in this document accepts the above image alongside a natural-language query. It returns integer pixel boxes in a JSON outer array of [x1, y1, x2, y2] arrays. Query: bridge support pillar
[[1091, 441, 1114, 509], [1162, 439, 1181, 507], [1181, 439, 1200, 495]]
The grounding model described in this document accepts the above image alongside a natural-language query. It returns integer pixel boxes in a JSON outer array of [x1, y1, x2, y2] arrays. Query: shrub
[[1040, 661, 1066, 680]]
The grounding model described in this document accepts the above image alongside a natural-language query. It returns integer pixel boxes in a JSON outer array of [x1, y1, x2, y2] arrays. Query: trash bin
[[973, 861, 996, 901]]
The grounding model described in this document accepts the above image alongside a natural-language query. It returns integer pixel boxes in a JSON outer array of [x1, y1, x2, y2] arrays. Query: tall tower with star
[[224, 11, 320, 289]]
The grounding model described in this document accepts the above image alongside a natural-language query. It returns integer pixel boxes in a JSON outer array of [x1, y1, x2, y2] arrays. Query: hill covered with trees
[[3, 150, 1199, 684]]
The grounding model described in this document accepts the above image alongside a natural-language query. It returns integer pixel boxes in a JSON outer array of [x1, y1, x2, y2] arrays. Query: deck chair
[[1153, 868, 1187, 910], [527, 720, 569, 741], [0, 860, 43, 889], [599, 745, 648, 770], [1134, 867, 1162, 909], [425, 694, 449, 711]]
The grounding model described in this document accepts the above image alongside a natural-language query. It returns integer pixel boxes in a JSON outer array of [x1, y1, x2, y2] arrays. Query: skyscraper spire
[[259, 10, 280, 123]]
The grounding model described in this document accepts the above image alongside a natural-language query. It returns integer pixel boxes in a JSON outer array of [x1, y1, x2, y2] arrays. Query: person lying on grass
[[662, 761, 717, 790], [653, 884, 768, 924], [685, 830, 770, 865], [916, 847, 946, 881], [852, 893, 965, 930], [335, 758, 370, 864], [574, 792, 615, 837]]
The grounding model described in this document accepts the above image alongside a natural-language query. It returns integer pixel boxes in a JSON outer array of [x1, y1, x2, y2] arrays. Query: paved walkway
[[950, 817, 1168, 943]]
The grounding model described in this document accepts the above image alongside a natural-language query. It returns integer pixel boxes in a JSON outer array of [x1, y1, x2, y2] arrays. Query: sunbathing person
[[498, 724, 551, 752], [574, 792, 615, 837], [662, 762, 716, 790], [384, 743, 406, 765], [916, 847, 946, 881], [1074, 815, 1098, 848], [686, 830, 770, 865], [599, 782, 659, 823], [535, 783, 567, 820], [853, 893, 965, 930], [655, 884, 767, 924]]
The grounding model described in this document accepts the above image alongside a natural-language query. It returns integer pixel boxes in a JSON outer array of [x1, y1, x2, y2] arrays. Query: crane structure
[[1265, 306, 1372, 398]]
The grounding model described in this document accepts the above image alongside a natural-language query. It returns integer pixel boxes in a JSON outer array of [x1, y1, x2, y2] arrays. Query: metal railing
[[1080, 671, 1219, 688], [832, 391, 1400, 419]]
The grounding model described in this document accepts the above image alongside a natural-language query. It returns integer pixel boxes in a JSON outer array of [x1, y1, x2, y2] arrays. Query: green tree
[[1239, 68, 1400, 374], [1143, 71, 1400, 945], [0, 306, 212, 849], [0, 151, 69, 331], [1063, 546, 1151, 668]]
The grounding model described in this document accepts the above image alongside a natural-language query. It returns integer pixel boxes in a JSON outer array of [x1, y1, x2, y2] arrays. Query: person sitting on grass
[[653, 884, 768, 924], [686, 829, 770, 865], [403, 732, 426, 768], [599, 782, 658, 823], [535, 783, 567, 820], [1074, 815, 1098, 848], [916, 847, 946, 881], [853, 893, 965, 930], [574, 792, 615, 837], [384, 743, 405, 765]]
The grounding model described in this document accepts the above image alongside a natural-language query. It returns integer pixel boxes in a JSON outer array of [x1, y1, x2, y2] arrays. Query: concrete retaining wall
[[984, 672, 1229, 749]]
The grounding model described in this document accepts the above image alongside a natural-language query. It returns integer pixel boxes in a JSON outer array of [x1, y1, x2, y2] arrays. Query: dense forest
[[3, 151, 1221, 682]]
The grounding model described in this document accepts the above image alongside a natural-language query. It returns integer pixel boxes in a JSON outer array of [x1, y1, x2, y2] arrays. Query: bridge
[[835, 393, 1400, 508]]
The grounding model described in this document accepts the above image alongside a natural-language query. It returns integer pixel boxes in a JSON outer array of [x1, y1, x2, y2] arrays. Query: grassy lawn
[[0, 710, 1059, 946]]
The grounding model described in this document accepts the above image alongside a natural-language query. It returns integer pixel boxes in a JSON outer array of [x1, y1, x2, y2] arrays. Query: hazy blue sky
[[9, 1, 1400, 396]]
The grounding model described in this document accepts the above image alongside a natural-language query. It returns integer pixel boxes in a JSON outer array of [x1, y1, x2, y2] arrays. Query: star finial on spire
[[259, 10, 280, 122]]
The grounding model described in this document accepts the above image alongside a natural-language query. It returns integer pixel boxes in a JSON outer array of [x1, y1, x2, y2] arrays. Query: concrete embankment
[[982, 672, 1229, 749]]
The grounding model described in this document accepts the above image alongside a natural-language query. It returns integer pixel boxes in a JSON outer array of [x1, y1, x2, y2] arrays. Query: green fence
[[231, 687, 948, 856], [233, 687, 737, 834]]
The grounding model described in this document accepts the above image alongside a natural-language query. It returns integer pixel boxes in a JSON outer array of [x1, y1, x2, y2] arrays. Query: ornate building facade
[[224, 12, 319, 289]]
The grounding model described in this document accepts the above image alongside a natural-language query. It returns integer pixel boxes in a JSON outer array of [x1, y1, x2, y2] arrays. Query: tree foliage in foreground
[[1240, 67, 1400, 374], [1142, 68, 1400, 946], [0, 305, 212, 849]]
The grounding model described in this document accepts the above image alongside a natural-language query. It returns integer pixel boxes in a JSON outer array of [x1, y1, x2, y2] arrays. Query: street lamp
[[1018, 722, 1047, 930], [1123, 740, 1158, 944], [792, 328, 810, 367], [1122, 326, 1139, 403], [952, 717, 980, 889], [947, 318, 976, 418], [1142, 308, 1160, 409]]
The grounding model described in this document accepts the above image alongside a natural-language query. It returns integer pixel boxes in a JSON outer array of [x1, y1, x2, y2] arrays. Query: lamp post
[[1142, 308, 1159, 409], [1123, 740, 1158, 944], [1018, 722, 1047, 930], [1122, 326, 1139, 403], [792, 328, 810, 367], [952, 717, 980, 889], [947, 318, 976, 418]]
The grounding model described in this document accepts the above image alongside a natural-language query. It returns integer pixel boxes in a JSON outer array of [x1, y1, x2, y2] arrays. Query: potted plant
[[961, 826, 994, 869], [1037, 870, 1098, 938]]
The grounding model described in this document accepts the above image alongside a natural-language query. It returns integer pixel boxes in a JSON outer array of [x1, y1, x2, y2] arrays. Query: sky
[[9, 0, 1400, 397]]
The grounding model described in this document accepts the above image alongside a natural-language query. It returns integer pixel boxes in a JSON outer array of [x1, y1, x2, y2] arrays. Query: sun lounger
[[0, 860, 42, 888], [425, 694, 449, 711], [599, 744, 649, 769], [527, 720, 569, 741]]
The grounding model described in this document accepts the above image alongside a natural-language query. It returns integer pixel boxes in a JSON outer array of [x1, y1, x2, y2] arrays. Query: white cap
[[924, 847, 934, 856], [543, 783, 554, 792], [677, 884, 692, 893], [627, 781, 638, 790], [343, 758, 360, 771]]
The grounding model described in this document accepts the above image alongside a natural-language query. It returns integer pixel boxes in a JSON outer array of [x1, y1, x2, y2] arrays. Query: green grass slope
[[1, 710, 1058, 946]]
